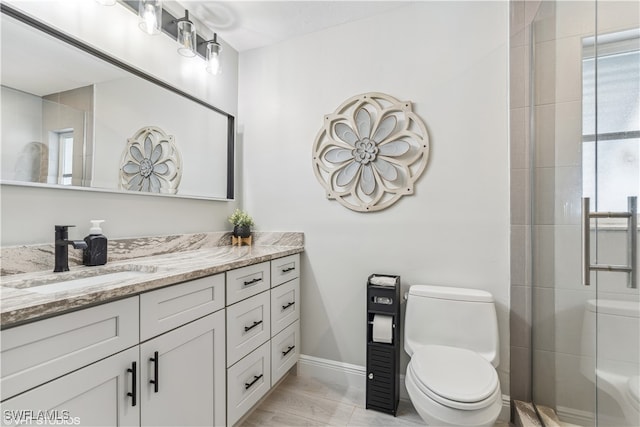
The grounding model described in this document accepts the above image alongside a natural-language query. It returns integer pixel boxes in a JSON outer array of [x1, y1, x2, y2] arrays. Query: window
[[582, 29, 639, 214], [59, 131, 74, 186]]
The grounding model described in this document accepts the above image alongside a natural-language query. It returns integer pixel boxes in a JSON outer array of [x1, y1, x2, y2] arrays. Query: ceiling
[[176, 1, 413, 52]]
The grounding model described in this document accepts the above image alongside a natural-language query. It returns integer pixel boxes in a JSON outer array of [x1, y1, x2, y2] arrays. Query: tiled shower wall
[[509, 0, 541, 403]]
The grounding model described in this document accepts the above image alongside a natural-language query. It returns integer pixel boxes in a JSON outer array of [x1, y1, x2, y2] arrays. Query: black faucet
[[54, 225, 88, 272]]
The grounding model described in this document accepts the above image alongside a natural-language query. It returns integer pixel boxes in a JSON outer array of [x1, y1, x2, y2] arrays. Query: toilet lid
[[410, 345, 499, 408]]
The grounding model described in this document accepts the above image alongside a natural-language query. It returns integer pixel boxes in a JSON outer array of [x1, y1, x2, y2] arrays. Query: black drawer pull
[[243, 277, 262, 286], [244, 374, 263, 390], [282, 345, 295, 356], [149, 351, 159, 393], [281, 301, 295, 311], [244, 320, 263, 332], [127, 361, 137, 407], [281, 267, 295, 273]]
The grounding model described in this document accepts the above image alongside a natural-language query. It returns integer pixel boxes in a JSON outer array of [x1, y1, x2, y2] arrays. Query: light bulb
[[207, 54, 221, 75], [141, 5, 157, 34], [206, 36, 222, 75], [138, 0, 162, 35], [177, 18, 197, 57]]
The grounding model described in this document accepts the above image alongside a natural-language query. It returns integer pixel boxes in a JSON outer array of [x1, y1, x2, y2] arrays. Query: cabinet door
[[227, 341, 271, 426], [1, 296, 139, 401], [270, 278, 300, 336], [1, 347, 139, 427], [270, 253, 300, 287], [139, 310, 225, 427], [226, 262, 270, 306], [271, 320, 300, 386], [140, 274, 225, 341], [226, 291, 271, 366]]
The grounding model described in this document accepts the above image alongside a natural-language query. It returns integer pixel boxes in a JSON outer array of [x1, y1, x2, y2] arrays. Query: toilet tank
[[581, 299, 640, 366], [404, 285, 500, 367]]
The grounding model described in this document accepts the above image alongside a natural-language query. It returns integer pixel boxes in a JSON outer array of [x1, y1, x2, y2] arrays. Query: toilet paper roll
[[372, 314, 393, 344]]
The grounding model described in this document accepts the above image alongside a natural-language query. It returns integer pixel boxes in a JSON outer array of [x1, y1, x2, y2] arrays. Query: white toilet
[[404, 285, 502, 427], [580, 299, 640, 426]]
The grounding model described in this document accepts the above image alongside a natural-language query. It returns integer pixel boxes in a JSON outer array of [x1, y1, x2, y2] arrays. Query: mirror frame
[[0, 3, 235, 200]]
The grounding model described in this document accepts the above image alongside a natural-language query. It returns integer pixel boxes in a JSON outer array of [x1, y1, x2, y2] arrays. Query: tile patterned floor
[[240, 374, 512, 426]]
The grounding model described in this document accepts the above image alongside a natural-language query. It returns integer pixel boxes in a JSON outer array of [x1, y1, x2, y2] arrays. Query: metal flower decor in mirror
[[120, 126, 182, 194], [312, 92, 430, 212]]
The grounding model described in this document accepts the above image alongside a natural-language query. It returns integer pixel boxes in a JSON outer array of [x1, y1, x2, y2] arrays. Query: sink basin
[[12, 265, 158, 295]]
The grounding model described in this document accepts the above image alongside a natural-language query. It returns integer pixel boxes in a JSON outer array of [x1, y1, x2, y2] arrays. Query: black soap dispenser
[[83, 220, 107, 266]]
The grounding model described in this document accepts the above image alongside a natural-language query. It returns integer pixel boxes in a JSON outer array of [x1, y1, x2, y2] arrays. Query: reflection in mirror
[[0, 4, 234, 200]]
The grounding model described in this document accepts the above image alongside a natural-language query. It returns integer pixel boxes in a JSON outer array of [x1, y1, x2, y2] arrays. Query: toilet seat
[[409, 345, 500, 411]]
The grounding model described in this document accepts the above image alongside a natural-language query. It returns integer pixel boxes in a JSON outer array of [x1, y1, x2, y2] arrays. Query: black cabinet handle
[[244, 320, 263, 332], [127, 361, 137, 407], [281, 301, 295, 311], [149, 351, 159, 393], [243, 277, 262, 286], [281, 267, 295, 273], [282, 345, 295, 357], [244, 374, 263, 390]]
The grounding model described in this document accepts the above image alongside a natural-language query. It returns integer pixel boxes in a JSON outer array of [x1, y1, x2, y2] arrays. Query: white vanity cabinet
[[225, 253, 301, 426], [0, 274, 227, 427], [0, 251, 302, 427]]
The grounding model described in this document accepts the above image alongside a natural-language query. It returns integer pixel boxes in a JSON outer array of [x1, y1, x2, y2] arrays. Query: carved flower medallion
[[120, 126, 182, 194], [312, 93, 430, 212]]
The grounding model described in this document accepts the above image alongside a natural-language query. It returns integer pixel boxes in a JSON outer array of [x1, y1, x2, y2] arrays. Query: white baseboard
[[555, 405, 595, 426], [297, 354, 511, 421], [297, 354, 367, 389]]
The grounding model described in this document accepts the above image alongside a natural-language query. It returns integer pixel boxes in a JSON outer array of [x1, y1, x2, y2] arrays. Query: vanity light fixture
[[175, 9, 196, 57], [203, 34, 222, 75], [138, 0, 162, 35], [120, 1, 224, 75]]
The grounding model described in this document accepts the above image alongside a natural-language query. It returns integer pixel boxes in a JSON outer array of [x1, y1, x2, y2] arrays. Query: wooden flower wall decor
[[312, 93, 430, 212], [120, 126, 182, 194]]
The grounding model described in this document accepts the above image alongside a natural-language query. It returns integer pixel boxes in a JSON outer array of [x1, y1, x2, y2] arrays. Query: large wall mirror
[[0, 4, 234, 200]]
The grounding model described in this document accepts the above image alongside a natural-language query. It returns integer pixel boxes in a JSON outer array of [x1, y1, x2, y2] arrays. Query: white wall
[[238, 2, 511, 392], [1, 87, 43, 181], [1, 0, 239, 245]]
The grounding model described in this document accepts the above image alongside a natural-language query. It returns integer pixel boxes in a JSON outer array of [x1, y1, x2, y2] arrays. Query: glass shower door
[[531, 1, 639, 426], [587, 2, 639, 426]]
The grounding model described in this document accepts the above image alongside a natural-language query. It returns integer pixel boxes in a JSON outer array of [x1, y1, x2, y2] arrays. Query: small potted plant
[[228, 209, 254, 238]]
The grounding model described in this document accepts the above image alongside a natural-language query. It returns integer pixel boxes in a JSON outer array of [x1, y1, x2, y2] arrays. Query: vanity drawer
[[226, 291, 271, 367], [271, 320, 300, 386], [227, 341, 271, 426], [226, 262, 270, 305], [271, 254, 300, 287], [271, 277, 300, 336], [140, 273, 225, 341], [0, 296, 139, 401]]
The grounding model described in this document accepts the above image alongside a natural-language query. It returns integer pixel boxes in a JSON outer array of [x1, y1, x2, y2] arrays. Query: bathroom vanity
[[0, 232, 303, 427]]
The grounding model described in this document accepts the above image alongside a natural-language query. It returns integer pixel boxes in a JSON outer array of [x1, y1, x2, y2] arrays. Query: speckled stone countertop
[[0, 232, 303, 328]]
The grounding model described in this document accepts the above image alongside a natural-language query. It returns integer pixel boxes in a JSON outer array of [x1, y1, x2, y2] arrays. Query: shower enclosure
[[530, 1, 639, 426]]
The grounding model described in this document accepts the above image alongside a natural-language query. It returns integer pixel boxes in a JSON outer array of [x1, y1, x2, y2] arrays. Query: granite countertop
[[0, 232, 303, 328]]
